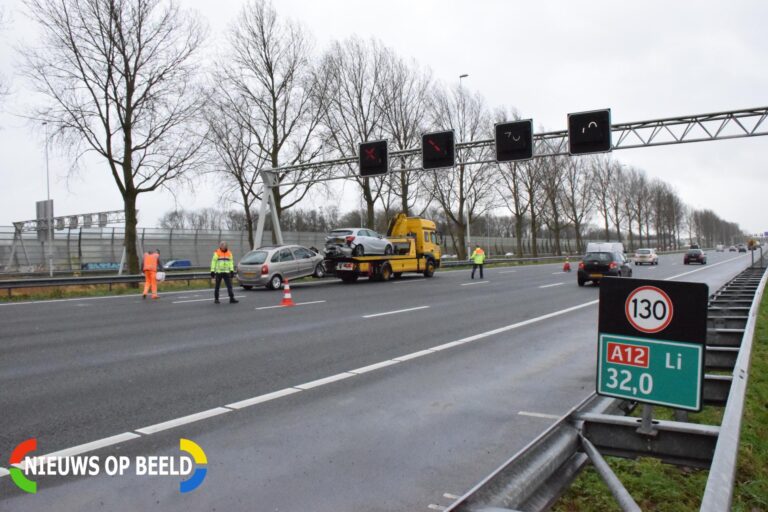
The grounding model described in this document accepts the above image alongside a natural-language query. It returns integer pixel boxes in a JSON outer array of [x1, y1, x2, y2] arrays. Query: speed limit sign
[[597, 277, 708, 410], [625, 286, 673, 333]]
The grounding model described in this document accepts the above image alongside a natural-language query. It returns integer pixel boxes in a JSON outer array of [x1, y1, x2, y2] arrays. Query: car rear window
[[240, 251, 267, 265], [688, 250, 702, 255], [329, 230, 353, 236], [584, 252, 613, 262], [637, 249, 651, 255]]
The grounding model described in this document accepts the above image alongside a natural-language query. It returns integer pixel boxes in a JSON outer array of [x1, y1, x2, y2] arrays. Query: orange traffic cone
[[281, 278, 295, 307]]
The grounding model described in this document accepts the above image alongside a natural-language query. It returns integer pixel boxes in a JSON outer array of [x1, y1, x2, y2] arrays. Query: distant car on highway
[[325, 228, 393, 257], [577, 251, 632, 286], [237, 245, 325, 290], [729, 245, 737, 252], [737, 244, 747, 253], [633, 248, 658, 265], [684, 249, 707, 265], [164, 259, 192, 269], [715, 244, 725, 252], [690, 243, 700, 249]]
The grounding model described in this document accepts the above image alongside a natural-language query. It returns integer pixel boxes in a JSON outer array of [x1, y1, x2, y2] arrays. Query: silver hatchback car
[[237, 245, 325, 290]]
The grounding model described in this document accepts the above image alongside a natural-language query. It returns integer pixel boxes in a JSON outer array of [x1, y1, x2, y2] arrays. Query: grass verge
[[553, 292, 768, 511]]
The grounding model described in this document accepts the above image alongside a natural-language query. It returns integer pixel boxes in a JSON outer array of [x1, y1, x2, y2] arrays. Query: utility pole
[[459, 73, 470, 260], [43, 121, 53, 277]]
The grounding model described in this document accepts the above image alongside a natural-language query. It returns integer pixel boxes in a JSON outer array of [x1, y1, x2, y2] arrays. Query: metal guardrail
[[445, 258, 767, 512], [0, 271, 213, 296]]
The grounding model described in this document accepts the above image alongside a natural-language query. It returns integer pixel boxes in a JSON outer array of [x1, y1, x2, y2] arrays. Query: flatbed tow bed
[[323, 215, 441, 283]]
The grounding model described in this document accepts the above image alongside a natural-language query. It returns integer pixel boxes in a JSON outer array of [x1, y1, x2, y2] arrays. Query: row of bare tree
[[17, 0, 743, 271]]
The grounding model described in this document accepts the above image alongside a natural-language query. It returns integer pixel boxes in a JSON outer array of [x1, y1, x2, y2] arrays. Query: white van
[[585, 242, 625, 254]]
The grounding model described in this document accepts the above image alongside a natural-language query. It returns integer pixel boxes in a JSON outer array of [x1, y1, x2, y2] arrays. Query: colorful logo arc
[[179, 438, 207, 493], [9, 437, 38, 494]]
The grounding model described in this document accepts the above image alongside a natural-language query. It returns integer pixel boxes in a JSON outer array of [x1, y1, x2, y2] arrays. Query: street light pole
[[459, 73, 470, 260], [43, 122, 53, 276]]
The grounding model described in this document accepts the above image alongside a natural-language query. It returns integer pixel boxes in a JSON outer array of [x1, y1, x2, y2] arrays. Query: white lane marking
[[539, 282, 566, 289], [393, 279, 425, 284], [392, 349, 435, 362], [348, 360, 400, 374], [428, 505, 447, 511], [255, 300, 326, 310], [460, 280, 490, 286], [552, 271, 565, 274], [665, 255, 743, 280], [11, 432, 141, 472], [443, 493, 461, 500], [498, 270, 517, 274], [173, 295, 245, 304], [362, 305, 430, 318], [226, 388, 301, 409], [0, 297, 601, 473], [0, 288, 212, 307], [295, 372, 355, 390], [518, 411, 561, 420], [0, 468, 8, 477], [135, 407, 231, 435]]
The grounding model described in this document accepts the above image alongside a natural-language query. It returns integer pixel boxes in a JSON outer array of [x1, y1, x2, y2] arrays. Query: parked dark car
[[684, 249, 707, 265], [577, 251, 633, 286]]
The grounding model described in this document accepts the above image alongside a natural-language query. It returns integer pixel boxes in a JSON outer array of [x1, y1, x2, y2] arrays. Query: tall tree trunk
[[400, 164, 409, 215], [363, 178, 375, 229], [124, 190, 139, 275], [514, 215, 524, 257]]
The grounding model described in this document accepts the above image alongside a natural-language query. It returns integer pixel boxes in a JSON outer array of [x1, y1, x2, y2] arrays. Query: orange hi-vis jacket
[[143, 252, 159, 272]]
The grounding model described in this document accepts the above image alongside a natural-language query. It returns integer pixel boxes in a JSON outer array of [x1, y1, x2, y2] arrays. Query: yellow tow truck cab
[[325, 214, 441, 283]]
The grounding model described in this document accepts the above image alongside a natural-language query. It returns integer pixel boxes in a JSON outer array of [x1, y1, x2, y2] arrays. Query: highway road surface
[[0, 251, 754, 511]]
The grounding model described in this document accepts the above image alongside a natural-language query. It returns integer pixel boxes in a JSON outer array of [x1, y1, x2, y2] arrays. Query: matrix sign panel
[[359, 140, 388, 177], [596, 277, 708, 410], [421, 130, 455, 170], [495, 120, 533, 162], [568, 109, 612, 155]]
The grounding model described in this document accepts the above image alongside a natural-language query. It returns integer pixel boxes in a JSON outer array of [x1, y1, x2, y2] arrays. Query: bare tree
[[224, 0, 326, 228], [203, 91, 266, 248], [0, 7, 9, 103], [376, 51, 432, 215], [425, 84, 497, 259], [591, 156, 617, 241], [317, 37, 388, 229], [23, 0, 206, 273], [539, 155, 567, 255], [498, 161, 530, 257], [561, 156, 594, 253]]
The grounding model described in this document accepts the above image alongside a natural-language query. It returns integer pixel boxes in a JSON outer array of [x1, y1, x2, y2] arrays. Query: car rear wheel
[[242, 285, 253, 290], [313, 263, 325, 278], [384, 244, 393, 255], [578, 278, 585, 287], [353, 245, 364, 256], [268, 274, 282, 290]]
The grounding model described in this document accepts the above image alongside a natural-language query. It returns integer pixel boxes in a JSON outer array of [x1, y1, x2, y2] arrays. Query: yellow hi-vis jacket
[[471, 247, 486, 264], [211, 249, 235, 273]]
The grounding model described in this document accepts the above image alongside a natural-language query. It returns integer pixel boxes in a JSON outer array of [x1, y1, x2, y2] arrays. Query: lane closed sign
[[597, 278, 708, 410]]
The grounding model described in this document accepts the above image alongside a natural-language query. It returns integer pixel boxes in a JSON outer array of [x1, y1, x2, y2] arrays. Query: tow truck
[[324, 214, 441, 283]]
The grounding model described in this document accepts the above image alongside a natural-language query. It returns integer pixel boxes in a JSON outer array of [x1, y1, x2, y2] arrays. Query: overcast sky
[[0, 0, 766, 233]]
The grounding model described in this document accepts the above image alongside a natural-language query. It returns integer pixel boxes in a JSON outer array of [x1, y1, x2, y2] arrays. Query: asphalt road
[[0, 250, 754, 510]]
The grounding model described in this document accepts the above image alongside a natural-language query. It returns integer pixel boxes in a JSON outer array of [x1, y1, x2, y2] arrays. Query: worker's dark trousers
[[214, 273, 235, 300], [471, 264, 484, 279]]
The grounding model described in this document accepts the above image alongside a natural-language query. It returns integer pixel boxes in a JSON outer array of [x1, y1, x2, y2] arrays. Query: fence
[[0, 225, 640, 274]]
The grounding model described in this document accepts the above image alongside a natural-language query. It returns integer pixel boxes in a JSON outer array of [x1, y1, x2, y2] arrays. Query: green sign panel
[[597, 334, 703, 410]]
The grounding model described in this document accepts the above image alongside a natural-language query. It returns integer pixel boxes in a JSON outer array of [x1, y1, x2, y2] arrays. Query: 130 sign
[[625, 286, 673, 333]]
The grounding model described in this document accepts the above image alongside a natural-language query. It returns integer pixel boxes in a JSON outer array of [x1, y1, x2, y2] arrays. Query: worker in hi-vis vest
[[470, 244, 486, 279], [211, 241, 239, 304], [141, 249, 163, 299]]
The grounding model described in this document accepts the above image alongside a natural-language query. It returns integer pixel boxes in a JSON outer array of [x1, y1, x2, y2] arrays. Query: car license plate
[[590, 273, 603, 278], [337, 262, 354, 271], [242, 273, 256, 278]]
